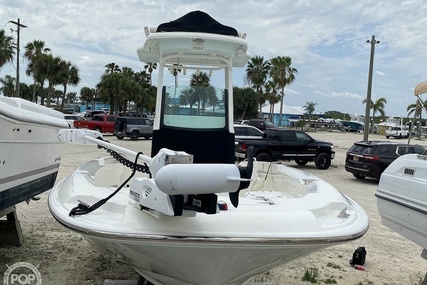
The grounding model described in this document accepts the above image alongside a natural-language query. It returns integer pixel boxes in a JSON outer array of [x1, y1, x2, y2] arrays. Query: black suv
[[114, 117, 153, 140], [345, 141, 426, 180]]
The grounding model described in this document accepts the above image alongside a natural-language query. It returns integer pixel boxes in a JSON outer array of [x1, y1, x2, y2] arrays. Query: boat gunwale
[[0, 112, 68, 129], [376, 190, 427, 216], [49, 206, 369, 245]]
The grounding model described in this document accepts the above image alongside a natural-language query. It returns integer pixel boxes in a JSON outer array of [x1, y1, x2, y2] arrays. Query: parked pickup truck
[[86, 115, 117, 133], [385, 126, 409, 139], [235, 129, 335, 169]]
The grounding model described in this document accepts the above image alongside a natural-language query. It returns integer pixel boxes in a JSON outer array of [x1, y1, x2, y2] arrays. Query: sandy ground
[[2, 131, 427, 285]]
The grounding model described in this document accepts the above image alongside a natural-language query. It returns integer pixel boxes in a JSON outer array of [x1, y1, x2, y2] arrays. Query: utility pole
[[363, 35, 380, 141], [9, 18, 27, 98]]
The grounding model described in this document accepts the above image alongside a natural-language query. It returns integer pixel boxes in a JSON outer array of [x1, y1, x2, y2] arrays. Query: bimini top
[[137, 11, 250, 68], [156, 10, 238, 37]]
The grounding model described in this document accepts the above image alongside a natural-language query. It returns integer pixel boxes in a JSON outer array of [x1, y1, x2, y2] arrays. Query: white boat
[[378, 116, 403, 128], [50, 151, 369, 285], [48, 11, 369, 285], [376, 153, 427, 255], [0, 96, 69, 211], [377, 80, 427, 258]]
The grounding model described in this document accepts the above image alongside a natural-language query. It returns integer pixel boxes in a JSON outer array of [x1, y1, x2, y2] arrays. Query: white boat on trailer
[[0, 96, 69, 211], [48, 11, 369, 285]]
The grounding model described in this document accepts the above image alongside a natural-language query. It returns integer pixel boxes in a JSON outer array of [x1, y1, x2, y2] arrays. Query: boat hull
[[377, 153, 427, 251], [81, 234, 333, 285], [49, 157, 369, 285], [0, 97, 68, 211]]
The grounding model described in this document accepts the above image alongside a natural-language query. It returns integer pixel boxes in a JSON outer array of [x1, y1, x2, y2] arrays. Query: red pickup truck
[[85, 115, 117, 133]]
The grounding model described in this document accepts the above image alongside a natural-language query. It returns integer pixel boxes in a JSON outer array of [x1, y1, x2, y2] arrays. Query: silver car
[[114, 117, 153, 140]]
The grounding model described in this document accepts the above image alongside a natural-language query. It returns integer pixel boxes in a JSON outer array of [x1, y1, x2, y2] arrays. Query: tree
[[0, 75, 16, 96], [270, 56, 298, 126], [0, 29, 15, 69], [105, 62, 121, 74], [59, 60, 80, 111], [233, 86, 258, 120], [32, 53, 51, 105], [264, 80, 280, 121], [190, 71, 211, 115], [144, 62, 157, 85], [97, 72, 128, 114], [80, 86, 94, 109], [24, 40, 50, 102], [133, 70, 154, 114], [44, 55, 63, 107], [118, 66, 139, 114], [407, 99, 427, 136], [303, 101, 318, 122], [19, 82, 32, 101], [179, 87, 197, 114], [245, 56, 270, 118], [363, 97, 387, 132]]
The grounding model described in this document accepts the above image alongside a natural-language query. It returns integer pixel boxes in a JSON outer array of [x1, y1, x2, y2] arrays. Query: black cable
[[69, 151, 145, 216]]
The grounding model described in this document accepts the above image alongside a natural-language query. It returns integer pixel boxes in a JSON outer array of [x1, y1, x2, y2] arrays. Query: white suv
[[385, 126, 409, 139], [234, 124, 264, 140]]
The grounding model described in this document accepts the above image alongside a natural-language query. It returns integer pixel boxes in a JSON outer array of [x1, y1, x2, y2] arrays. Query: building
[[260, 103, 325, 127], [260, 103, 303, 127]]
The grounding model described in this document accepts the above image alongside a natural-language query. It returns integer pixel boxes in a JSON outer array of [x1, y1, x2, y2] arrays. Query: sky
[[1, 0, 427, 117]]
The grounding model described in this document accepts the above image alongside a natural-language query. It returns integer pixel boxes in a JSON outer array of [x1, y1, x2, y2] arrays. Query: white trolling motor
[[58, 129, 253, 217]]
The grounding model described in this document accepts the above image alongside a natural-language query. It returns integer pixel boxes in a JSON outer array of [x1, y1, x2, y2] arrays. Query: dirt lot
[[1, 131, 427, 285]]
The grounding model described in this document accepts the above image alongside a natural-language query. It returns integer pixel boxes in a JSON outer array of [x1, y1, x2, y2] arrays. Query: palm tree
[[270, 56, 298, 126], [19, 82, 32, 101], [133, 70, 154, 115], [32, 53, 51, 105], [264, 80, 280, 121], [80, 87, 94, 110], [59, 60, 80, 111], [44, 55, 63, 107], [0, 29, 15, 69], [119, 66, 138, 113], [407, 99, 427, 136], [24, 40, 50, 102], [97, 72, 128, 113], [190, 71, 211, 115], [144, 62, 157, 85], [303, 101, 318, 122], [105, 62, 121, 74], [179, 87, 196, 114], [0, 75, 16, 96], [245, 56, 270, 118], [363, 97, 387, 132]]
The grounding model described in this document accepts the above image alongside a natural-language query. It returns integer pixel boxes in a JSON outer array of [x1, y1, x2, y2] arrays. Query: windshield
[[161, 85, 228, 129]]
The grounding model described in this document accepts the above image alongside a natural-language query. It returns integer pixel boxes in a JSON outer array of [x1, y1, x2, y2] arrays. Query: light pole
[[9, 18, 27, 98], [363, 35, 380, 141]]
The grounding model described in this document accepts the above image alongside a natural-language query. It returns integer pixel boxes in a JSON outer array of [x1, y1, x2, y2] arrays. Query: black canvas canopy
[[156, 10, 238, 37]]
